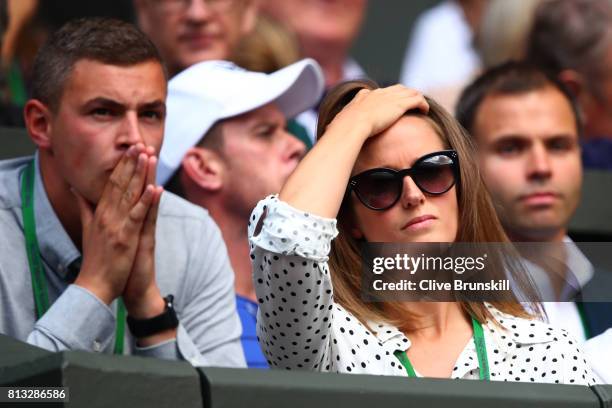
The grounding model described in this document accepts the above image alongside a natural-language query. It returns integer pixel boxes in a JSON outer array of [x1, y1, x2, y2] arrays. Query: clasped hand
[[74, 144, 165, 319]]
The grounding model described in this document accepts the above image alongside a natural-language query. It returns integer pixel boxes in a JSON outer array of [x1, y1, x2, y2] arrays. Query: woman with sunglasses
[[248, 80, 595, 384]]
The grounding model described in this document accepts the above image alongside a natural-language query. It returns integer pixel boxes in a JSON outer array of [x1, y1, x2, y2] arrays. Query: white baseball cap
[[157, 58, 324, 186]]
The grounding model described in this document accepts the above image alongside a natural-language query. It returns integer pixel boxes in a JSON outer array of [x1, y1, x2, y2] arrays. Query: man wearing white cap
[[158, 58, 324, 368]]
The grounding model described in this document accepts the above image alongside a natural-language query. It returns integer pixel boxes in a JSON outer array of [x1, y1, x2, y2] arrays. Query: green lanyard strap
[[575, 302, 592, 340], [114, 298, 126, 354], [394, 316, 490, 380], [21, 160, 49, 317], [471, 316, 490, 380], [8, 62, 28, 106], [21, 160, 125, 354]]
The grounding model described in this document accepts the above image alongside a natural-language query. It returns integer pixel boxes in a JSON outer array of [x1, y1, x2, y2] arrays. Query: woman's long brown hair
[[317, 80, 541, 329]]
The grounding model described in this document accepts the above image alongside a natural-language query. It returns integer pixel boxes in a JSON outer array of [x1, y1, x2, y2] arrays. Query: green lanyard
[[394, 317, 490, 380], [20, 160, 125, 354], [8, 62, 28, 106], [575, 302, 592, 340]]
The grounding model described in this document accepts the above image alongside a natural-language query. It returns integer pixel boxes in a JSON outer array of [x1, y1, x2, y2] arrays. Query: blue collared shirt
[[236, 295, 268, 369]]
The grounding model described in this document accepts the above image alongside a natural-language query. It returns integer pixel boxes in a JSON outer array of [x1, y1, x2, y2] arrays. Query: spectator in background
[[456, 61, 612, 383], [526, 0, 612, 170], [157, 59, 324, 367], [261, 0, 368, 142], [231, 15, 311, 149], [0, 0, 37, 126], [135, 1, 313, 151], [133, 0, 257, 77], [474, 0, 540, 69], [0, 18, 245, 367], [231, 15, 300, 75], [0, 0, 137, 127], [400, 0, 487, 111]]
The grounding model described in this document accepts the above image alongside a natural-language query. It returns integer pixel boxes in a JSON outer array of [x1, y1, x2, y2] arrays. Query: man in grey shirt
[[0, 17, 245, 368]]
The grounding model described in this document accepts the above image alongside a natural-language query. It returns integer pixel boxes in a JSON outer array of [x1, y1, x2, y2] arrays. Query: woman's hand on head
[[277, 85, 427, 219], [331, 85, 429, 138]]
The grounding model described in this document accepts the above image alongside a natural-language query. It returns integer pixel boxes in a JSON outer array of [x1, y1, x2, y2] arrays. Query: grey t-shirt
[[0, 155, 245, 368]]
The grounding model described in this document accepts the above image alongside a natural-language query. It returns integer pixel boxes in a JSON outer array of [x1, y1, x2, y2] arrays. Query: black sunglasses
[[347, 150, 460, 211]]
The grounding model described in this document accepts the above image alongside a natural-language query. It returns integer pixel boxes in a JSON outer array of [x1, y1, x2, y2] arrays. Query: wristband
[[126, 295, 179, 338]]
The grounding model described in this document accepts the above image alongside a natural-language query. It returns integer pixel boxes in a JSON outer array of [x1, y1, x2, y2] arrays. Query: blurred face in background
[[472, 85, 582, 242], [261, 0, 366, 54], [135, 0, 257, 76]]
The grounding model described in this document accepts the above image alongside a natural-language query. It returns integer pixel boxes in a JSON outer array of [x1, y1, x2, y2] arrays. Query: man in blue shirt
[[157, 59, 324, 367]]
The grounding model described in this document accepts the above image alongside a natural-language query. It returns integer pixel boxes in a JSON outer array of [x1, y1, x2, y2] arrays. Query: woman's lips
[[402, 215, 436, 232]]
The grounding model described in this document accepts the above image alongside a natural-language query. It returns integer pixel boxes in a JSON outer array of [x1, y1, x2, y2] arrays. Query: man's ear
[[181, 147, 224, 192], [133, 0, 150, 32], [241, 0, 259, 35], [558, 69, 584, 98], [24, 99, 53, 150], [558, 69, 593, 123]]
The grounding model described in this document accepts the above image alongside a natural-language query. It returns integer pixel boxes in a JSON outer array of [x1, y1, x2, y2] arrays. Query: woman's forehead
[[353, 116, 445, 172]]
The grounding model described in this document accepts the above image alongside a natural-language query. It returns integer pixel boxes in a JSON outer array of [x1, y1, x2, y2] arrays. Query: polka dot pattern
[[248, 195, 597, 385]]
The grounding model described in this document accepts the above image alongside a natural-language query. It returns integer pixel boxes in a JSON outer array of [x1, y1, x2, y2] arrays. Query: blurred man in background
[[527, 0, 612, 169], [457, 61, 612, 383], [261, 0, 367, 141], [135, 0, 313, 152], [134, 0, 257, 77], [400, 0, 488, 111]]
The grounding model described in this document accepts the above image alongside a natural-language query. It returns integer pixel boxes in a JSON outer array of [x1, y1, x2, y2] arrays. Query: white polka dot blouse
[[248, 195, 597, 385]]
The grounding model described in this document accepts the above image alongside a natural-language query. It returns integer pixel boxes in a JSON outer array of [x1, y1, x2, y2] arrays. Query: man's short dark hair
[[30, 17, 166, 112], [455, 61, 583, 137], [164, 122, 226, 198], [526, 0, 612, 81]]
